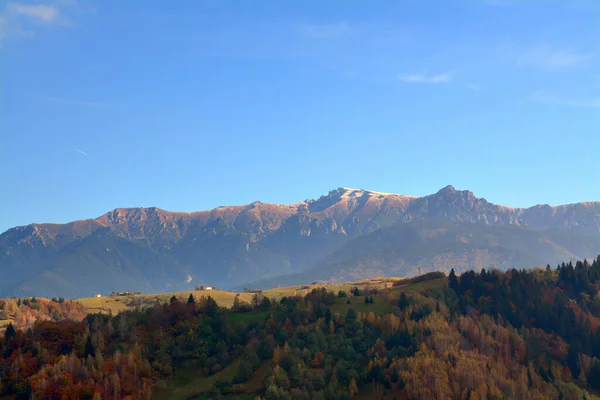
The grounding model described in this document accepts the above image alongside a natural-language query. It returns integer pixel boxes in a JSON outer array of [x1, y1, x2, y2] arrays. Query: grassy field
[[330, 294, 393, 316], [77, 290, 257, 314], [1, 276, 443, 335], [262, 277, 403, 300], [74, 277, 404, 316], [389, 277, 446, 296]]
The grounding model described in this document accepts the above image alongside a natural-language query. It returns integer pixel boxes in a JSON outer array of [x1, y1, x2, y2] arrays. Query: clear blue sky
[[2, 0, 599, 233]]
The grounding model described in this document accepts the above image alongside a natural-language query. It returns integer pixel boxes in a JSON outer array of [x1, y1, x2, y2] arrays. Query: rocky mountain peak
[[437, 185, 456, 194]]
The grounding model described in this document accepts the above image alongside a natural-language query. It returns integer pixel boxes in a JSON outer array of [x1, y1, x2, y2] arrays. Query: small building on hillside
[[205, 286, 213, 291], [95, 293, 102, 298]]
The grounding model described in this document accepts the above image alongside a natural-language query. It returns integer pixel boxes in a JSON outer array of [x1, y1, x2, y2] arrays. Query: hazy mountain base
[[239, 220, 600, 290]]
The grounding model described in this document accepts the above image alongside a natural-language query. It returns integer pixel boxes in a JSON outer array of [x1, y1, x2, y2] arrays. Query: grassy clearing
[[155, 357, 270, 400], [5, 276, 431, 322], [262, 278, 402, 300], [78, 290, 256, 315], [242, 361, 271, 394], [75, 277, 403, 316], [330, 295, 393, 316], [389, 277, 446, 295], [154, 358, 242, 400]]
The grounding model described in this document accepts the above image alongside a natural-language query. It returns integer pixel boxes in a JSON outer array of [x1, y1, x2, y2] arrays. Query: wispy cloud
[[499, 44, 595, 69], [531, 92, 600, 108], [518, 46, 593, 69], [43, 96, 120, 109], [73, 147, 88, 156], [7, 4, 60, 22], [1, 2, 79, 40], [299, 22, 353, 39], [398, 72, 453, 84], [464, 83, 482, 91]]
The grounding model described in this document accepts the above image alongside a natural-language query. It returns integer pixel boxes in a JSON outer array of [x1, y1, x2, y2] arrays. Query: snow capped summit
[[326, 187, 417, 199]]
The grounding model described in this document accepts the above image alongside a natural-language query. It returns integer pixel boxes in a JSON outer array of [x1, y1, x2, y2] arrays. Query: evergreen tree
[[260, 297, 272, 309], [346, 308, 357, 323], [398, 293, 409, 310], [448, 268, 459, 292], [4, 322, 16, 340], [568, 343, 582, 379], [187, 294, 195, 304], [84, 336, 95, 358]]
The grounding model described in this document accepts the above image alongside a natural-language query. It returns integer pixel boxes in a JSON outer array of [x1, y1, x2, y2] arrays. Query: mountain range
[[1, 185, 599, 298]]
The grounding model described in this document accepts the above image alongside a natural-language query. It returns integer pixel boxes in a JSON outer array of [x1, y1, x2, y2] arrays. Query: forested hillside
[[2, 256, 600, 399]]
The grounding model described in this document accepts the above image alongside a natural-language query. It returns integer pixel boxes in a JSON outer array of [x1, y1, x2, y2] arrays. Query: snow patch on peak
[[336, 187, 417, 198]]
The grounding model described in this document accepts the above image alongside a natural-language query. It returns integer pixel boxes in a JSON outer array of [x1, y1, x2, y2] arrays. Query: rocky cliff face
[[1, 186, 599, 297]]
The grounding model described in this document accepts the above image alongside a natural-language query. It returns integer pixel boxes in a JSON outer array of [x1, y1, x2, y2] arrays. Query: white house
[[205, 286, 213, 291]]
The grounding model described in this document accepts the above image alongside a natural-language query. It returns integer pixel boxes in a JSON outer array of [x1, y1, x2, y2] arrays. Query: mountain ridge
[[1, 186, 599, 297], [5, 185, 598, 234]]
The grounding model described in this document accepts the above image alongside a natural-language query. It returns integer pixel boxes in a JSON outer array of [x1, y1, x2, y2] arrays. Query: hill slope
[[1, 186, 599, 297], [3, 258, 600, 399]]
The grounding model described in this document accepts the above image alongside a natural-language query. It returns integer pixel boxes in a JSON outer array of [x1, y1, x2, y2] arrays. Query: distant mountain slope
[[242, 219, 600, 289], [1, 186, 599, 297]]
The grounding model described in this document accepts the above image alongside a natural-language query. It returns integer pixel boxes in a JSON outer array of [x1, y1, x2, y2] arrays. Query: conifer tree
[[4, 322, 16, 340], [85, 336, 96, 358], [448, 269, 459, 291], [398, 293, 409, 310], [187, 294, 195, 304]]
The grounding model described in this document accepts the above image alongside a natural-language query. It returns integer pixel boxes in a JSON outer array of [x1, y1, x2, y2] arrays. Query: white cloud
[[1, 2, 79, 41], [7, 4, 60, 22], [499, 44, 595, 69], [299, 22, 352, 39], [464, 83, 482, 91], [398, 72, 452, 84], [73, 147, 88, 156], [531, 92, 600, 108]]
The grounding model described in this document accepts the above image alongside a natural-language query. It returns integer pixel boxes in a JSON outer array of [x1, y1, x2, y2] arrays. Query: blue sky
[[1, 0, 599, 233]]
